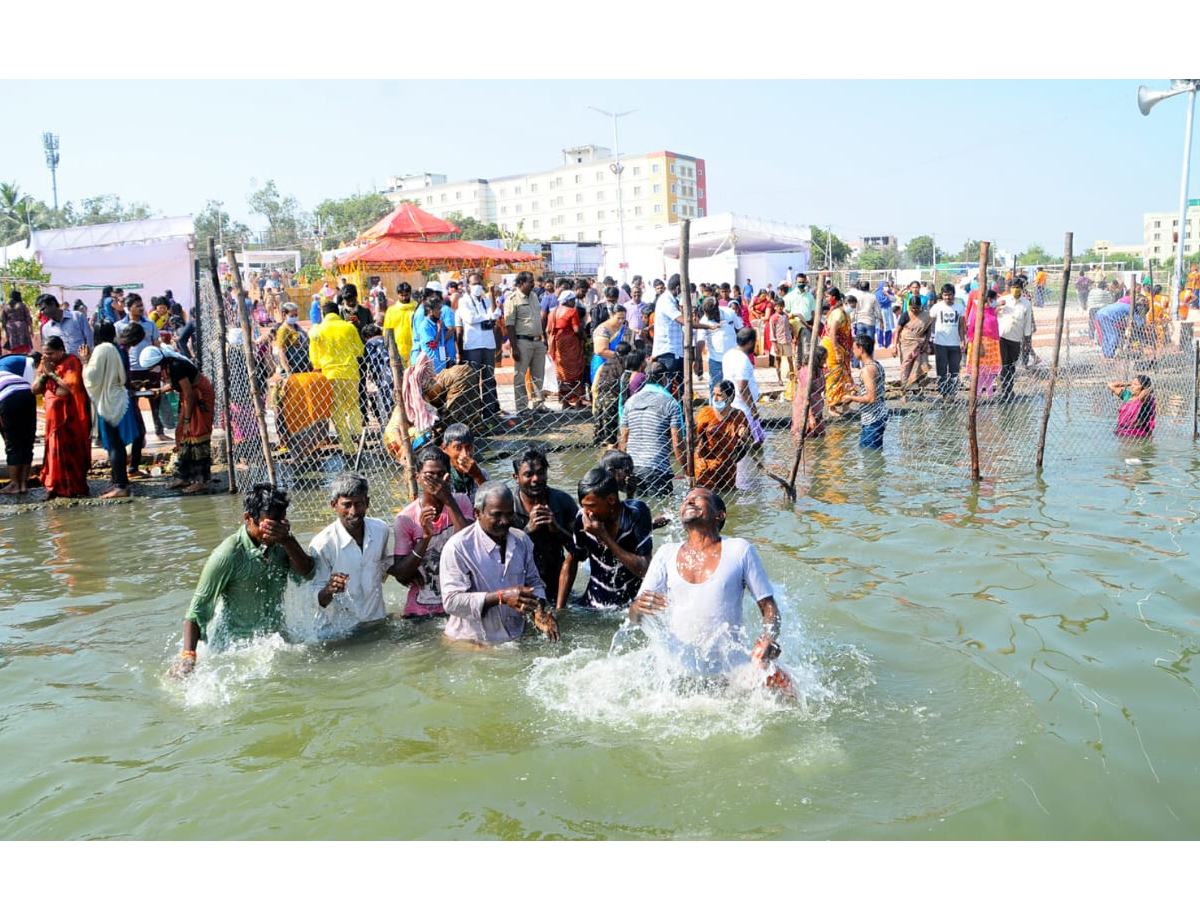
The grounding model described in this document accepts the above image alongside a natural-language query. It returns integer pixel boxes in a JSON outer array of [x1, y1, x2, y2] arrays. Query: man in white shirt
[[309, 471, 395, 637], [849, 280, 881, 369], [652, 274, 711, 395], [699, 297, 739, 392], [996, 282, 1033, 402], [459, 272, 499, 415]]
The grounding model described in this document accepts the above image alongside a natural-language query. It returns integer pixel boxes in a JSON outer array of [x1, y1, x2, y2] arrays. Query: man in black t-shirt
[[567, 468, 652, 610], [511, 446, 578, 609]]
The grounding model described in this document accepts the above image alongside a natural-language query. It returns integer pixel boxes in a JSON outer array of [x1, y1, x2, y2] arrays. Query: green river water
[[2, 415, 1199, 840]]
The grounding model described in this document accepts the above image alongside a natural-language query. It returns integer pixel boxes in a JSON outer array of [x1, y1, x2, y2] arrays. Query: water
[[2, 425, 1199, 840]]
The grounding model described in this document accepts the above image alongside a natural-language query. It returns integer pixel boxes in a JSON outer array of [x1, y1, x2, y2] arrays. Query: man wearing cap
[[506, 272, 548, 415], [38, 294, 93, 360]]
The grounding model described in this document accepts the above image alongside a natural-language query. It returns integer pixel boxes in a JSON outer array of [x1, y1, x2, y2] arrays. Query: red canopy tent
[[357, 203, 461, 242]]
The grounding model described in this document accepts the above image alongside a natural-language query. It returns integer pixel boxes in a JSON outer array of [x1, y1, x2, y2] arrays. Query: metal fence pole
[[680, 219, 696, 483], [1036, 233, 1073, 470], [225, 248, 277, 486], [206, 238, 237, 493]]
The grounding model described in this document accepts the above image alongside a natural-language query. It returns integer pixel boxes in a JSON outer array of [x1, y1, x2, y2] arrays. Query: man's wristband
[[180, 650, 197, 659]]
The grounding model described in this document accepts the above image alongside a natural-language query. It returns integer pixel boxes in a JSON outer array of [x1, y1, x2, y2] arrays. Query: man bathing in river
[[630, 487, 781, 677], [173, 484, 314, 675], [439, 481, 560, 645]]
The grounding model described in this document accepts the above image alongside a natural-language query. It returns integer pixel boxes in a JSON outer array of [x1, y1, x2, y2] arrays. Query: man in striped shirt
[[619, 360, 685, 497], [566, 468, 653, 610]]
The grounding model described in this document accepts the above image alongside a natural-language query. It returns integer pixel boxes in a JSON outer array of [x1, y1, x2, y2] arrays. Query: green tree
[[193, 200, 254, 252], [809, 226, 851, 268], [904, 234, 941, 266], [313, 193, 395, 248], [70, 194, 156, 226], [959, 239, 986, 263], [445, 212, 501, 242], [500, 219, 529, 251], [247, 179, 309, 249], [1017, 244, 1061, 266], [0, 183, 58, 246], [856, 247, 900, 271]]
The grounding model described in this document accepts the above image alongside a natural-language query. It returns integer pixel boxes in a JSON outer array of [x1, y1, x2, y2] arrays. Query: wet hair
[[854, 333, 875, 355], [44, 335, 65, 352], [416, 444, 451, 472], [328, 471, 369, 503], [736, 326, 757, 347], [244, 482, 290, 522], [441, 423, 474, 448], [473, 480, 512, 513], [94, 322, 116, 345], [577, 467, 620, 502], [599, 449, 633, 474], [513, 445, 548, 474], [120, 322, 146, 347]]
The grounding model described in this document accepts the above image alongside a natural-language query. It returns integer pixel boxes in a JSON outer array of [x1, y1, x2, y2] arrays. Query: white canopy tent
[[601, 213, 811, 287], [24, 216, 196, 313]]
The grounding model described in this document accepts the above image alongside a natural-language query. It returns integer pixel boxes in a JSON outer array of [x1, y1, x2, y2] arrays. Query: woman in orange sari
[[547, 292, 587, 408], [693, 379, 752, 494], [34, 336, 91, 498], [821, 288, 854, 417]]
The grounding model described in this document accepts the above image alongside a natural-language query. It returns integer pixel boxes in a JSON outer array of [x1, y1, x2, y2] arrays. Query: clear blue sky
[[1, 79, 1186, 257]]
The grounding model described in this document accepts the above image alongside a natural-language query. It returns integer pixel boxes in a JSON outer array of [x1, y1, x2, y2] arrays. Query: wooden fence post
[[1036, 233, 1073, 470], [968, 242, 990, 482], [225, 249, 277, 486], [206, 238, 237, 493]]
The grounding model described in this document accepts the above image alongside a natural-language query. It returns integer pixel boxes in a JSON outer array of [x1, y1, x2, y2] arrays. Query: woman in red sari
[[693, 380, 752, 493], [34, 336, 91, 498], [547, 292, 587, 408]]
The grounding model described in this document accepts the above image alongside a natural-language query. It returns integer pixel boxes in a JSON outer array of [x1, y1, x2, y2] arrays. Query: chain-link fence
[[195, 268, 1198, 531]]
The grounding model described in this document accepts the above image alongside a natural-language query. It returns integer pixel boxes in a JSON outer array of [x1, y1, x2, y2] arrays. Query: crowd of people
[[0, 287, 208, 500], [170, 434, 785, 696]]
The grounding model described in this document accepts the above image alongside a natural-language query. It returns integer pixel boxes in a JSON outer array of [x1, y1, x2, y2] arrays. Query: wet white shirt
[[308, 517, 394, 631]]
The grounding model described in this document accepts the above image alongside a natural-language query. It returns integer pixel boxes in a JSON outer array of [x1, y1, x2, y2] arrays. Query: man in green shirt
[[173, 484, 315, 676]]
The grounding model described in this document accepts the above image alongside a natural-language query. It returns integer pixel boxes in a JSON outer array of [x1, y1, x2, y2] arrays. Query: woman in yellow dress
[[821, 288, 854, 417]]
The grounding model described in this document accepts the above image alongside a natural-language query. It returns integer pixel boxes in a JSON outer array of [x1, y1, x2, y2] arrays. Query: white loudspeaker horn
[[1138, 82, 1196, 116]]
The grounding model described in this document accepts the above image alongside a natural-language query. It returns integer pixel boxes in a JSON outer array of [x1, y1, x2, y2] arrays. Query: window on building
[[652, 163, 660, 174], [670, 183, 677, 194], [634, 206, 643, 215], [500, 206, 507, 214], [532, 201, 539, 211], [1155, 219, 1161, 227], [653, 184, 661, 194], [440, 193, 447, 202], [596, 171, 604, 182], [514, 186, 521, 195], [500, 188, 507, 197], [576, 212, 585, 223], [597, 210, 605, 220], [653, 204, 662, 214], [531, 183, 538, 193], [1155, 232, 1161, 240], [575, 174, 583, 184], [1154, 246, 1161, 254], [532, 220, 539, 229], [670, 164, 677, 175], [596, 191, 605, 201], [1174, 220, 1179, 227], [698, 188, 704, 199], [633, 186, 642, 197], [455, 191, 462, 200], [578, 232, 586, 241], [671, 203, 677, 214], [632, 166, 641, 176], [515, 204, 522, 213], [426, 195, 433, 205]]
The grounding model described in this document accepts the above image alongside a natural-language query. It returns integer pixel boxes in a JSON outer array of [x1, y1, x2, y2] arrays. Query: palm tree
[[0, 182, 33, 247]]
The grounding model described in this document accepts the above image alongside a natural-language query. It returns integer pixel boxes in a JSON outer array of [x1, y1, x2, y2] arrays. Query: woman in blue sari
[[590, 303, 628, 383]]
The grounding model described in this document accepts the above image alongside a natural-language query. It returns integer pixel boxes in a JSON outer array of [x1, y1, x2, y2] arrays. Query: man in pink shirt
[[391, 446, 474, 618], [439, 482, 560, 645]]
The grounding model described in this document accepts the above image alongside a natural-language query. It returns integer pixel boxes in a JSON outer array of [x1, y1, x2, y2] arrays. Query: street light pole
[[590, 106, 636, 276], [1138, 79, 1200, 318]]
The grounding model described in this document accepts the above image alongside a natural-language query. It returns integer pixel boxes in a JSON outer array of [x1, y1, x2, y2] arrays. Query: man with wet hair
[[630, 486, 781, 677], [440, 423, 488, 503], [308, 471, 395, 634], [172, 484, 315, 676], [511, 446, 578, 610], [565, 467, 653, 610], [439, 481, 560, 645]]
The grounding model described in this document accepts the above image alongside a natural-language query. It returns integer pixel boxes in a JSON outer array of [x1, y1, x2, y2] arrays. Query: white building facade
[[1143, 204, 1200, 261], [382, 146, 707, 243]]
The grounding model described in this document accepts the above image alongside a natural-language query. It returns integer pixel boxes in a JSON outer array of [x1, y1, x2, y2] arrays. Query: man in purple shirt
[[439, 481, 560, 645]]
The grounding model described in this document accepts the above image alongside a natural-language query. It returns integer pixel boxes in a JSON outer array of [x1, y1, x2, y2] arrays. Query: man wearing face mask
[[460, 272, 499, 416]]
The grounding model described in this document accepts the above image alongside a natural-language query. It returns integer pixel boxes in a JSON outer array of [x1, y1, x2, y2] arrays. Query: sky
[[1, 5, 1193, 262]]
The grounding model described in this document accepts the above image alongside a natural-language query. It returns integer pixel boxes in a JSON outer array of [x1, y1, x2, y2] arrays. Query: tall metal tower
[[42, 132, 60, 211]]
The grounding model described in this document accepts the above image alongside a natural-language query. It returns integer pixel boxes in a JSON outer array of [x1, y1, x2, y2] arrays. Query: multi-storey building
[[1143, 203, 1200, 261], [381, 146, 706, 243]]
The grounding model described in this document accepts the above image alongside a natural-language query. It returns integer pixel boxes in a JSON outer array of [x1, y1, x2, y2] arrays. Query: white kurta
[[308, 517, 394, 633]]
